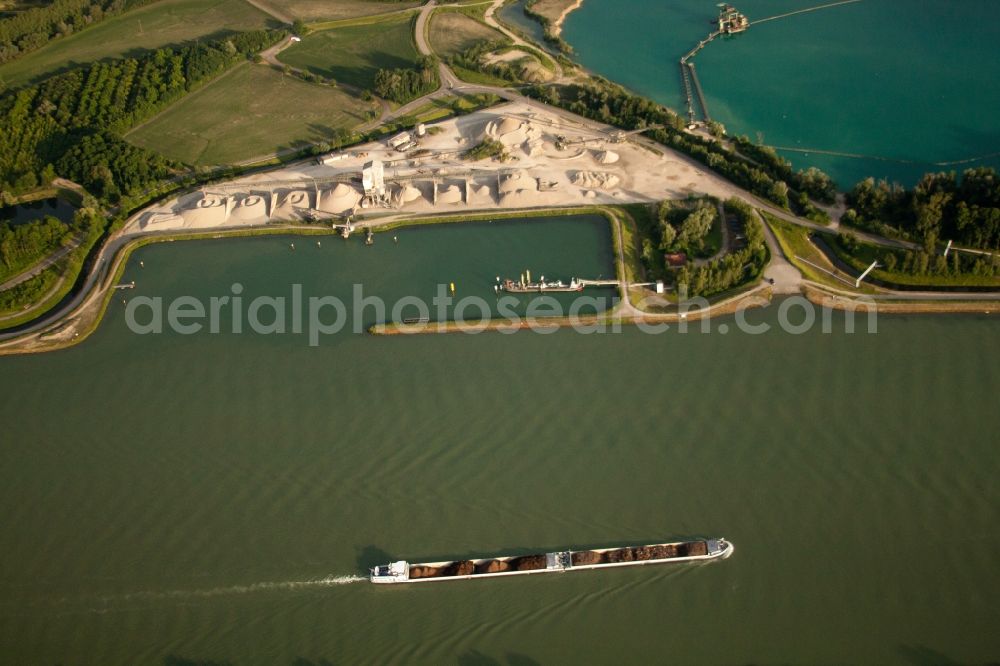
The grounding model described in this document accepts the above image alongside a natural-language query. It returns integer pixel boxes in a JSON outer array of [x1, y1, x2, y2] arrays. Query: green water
[[1, 217, 999, 664], [563, 0, 1000, 188]]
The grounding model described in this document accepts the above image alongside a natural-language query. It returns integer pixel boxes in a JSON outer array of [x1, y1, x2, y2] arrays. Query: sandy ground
[[129, 100, 734, 233]]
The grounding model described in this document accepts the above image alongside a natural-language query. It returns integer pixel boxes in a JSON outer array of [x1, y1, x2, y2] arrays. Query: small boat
[[370, 538, 733, 584]]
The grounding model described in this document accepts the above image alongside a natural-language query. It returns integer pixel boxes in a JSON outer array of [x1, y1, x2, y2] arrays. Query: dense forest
[[372, 56, 439, 104], [674, 199, 767, 298], [0, 0, 156, 65], [845, 168, 1000, 251], [656, 200, 716, 256], [0, 215, 69, 276], [0, 29, 283, 199]]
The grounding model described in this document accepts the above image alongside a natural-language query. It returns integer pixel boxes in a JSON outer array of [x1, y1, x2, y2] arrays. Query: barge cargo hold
[[370, 538, 733, 584]]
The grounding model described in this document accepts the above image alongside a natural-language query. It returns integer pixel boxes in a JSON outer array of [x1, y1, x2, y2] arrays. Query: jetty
[[679, 34, 719, 125], [679, 1, 864, 125]]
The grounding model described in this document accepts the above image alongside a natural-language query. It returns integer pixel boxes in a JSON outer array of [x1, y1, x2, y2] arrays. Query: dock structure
[[678, 30, 721, 125], [687, 62, 712, 123], [680, 62, 696, 124], [575, 278, 619, 287], [676, 3, 756, 124]]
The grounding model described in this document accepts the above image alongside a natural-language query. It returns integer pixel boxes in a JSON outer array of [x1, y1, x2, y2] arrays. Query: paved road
[[0, 230, 128, 343], [0, 239, 79, 292], [414, 0, 463, 90]]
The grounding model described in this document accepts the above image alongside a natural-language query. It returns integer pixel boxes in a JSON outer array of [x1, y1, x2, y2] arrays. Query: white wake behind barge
[[370, 538, 732, 584]]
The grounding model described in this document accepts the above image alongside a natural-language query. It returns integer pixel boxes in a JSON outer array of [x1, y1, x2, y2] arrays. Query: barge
[[501, 277, 583, 293], [370, 538, 733, 584]]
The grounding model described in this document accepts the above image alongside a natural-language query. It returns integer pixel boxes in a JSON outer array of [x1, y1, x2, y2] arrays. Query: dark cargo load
[[409, 565, 441, 579], [634, 544, 679, 560], [508, 554, 547, 571], [441, 560, 475, 576], [678, 541, 708, 557], [474, 559, 512, 574], [571, 550, 604, 566]]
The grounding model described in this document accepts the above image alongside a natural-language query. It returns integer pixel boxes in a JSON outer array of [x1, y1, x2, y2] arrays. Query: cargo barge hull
[[371, 538, 732, 584]]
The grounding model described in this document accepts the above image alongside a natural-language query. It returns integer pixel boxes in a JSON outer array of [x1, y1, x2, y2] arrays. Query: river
[[0, 215, 998, 664], [562, 0, 1000, 189]]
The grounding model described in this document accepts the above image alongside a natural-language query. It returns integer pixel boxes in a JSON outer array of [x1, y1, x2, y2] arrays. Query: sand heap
[[396, 183, 423, 206], [484, 116, 528, 147], [468, 183, 493, 205], [486, 116, 521, 137], [281, 190, 310, 208], [437, 184, 463, 205], [230, 195, 267, 223], [571, 171, 621, 190], [498, 170, 557, 207], [179, 193, 228, 227], [499, 170, 535, 194], [595, 150, 620, 164], [272, 190, 312, 219], [318, 183, 360, 214]]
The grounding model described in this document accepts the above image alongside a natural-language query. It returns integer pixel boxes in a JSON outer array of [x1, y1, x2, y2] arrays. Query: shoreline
[[551, 0, 584, 38], [1, 210, 996, 356]]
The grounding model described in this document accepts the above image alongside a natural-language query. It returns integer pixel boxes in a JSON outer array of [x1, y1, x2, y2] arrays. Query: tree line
[[845, 168, 1000, 251], [0, 28, 284, 200], [373, 56, 439, 104], [525, 81, 827, 211], [0, 0, 156, 66]]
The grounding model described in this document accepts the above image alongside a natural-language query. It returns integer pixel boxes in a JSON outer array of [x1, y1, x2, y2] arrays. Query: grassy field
[[429, 10, 506, 58], [125, 64, 371, 165], [0, 0, 277, 87], [276, 13, 418, 90], [255, 0, 420, 22]]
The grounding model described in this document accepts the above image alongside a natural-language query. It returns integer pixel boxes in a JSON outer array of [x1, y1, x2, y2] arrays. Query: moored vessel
[[501, 277, 583, 293], [370, 538, 733, 584]]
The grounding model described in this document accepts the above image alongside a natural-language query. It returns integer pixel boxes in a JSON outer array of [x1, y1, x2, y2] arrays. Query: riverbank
[[552, 0, 583, 37], [0, 207, 622, 355], [521, 0, 584, 45], [4, 205, 998, 356], [370, 284, 773, 335], [804, 284, 1000, 315]]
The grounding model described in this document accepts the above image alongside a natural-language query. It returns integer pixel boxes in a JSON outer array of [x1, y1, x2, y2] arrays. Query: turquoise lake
[[563, 0, 1000, 188]]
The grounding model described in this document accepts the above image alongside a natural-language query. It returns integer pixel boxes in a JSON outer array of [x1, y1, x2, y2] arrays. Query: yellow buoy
[[450, 282, 456, 294]]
